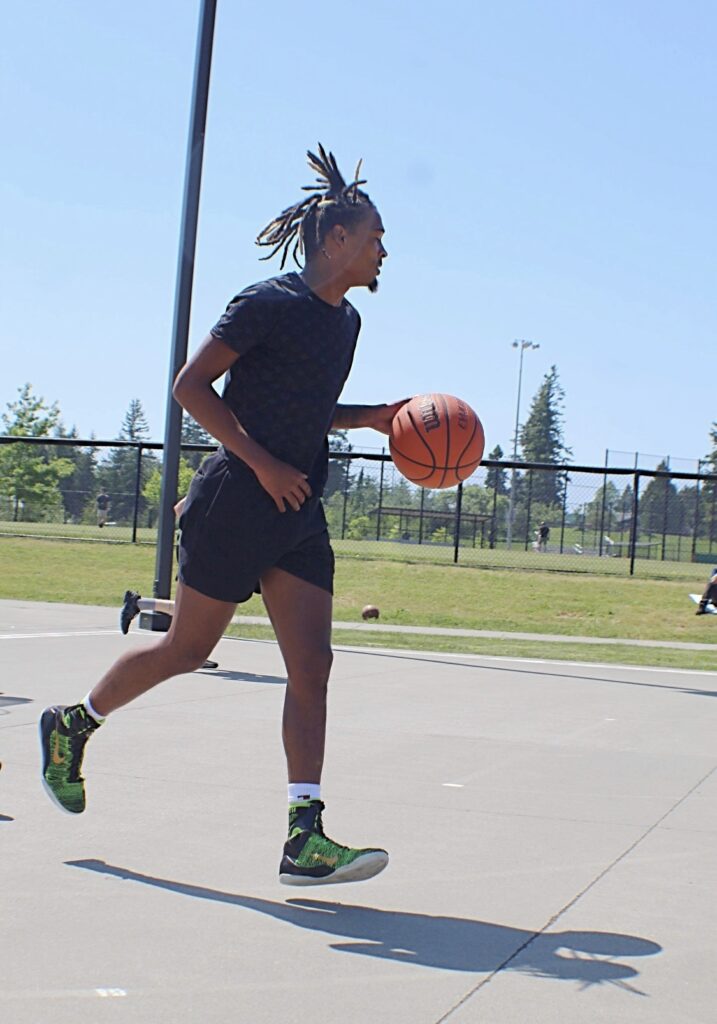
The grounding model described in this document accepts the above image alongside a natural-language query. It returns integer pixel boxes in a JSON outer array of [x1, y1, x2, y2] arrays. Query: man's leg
[[40, 582, 236, 813], [93, 582, 234, 714], [260, 567, 388, 885], [260, 567, 332, 783]]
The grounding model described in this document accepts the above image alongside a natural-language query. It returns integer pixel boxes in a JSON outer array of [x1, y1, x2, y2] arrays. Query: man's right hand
[[253, 454, 312, 513]]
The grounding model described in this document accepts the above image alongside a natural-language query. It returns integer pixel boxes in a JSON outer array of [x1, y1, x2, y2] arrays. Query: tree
[[98, 400, 157, 523], [0, 384, 73, 521], [348, 466, 379, 517], [701, 424, 717, 533], [705, 423, 717, 477], [325, 429, 352, 500], [181, 415, 214, 470], [584, 481, 620, 532], [55, 425, 98, 523], [519, 365, 572, 506], [484, 444, 508, 494], [143, 458, 196, 526], [639, 461, 680, 535]]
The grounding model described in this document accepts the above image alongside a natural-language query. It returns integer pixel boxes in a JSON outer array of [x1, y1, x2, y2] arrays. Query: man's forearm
[[331, 404, 380, 430]]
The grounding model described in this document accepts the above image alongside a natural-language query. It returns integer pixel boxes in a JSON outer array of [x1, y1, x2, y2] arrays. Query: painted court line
[[0, 630, 117, 641]]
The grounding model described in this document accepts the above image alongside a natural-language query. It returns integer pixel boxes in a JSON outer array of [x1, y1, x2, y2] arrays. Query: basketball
[[362, 605, 380, 620], [389, 394, 485, 489]]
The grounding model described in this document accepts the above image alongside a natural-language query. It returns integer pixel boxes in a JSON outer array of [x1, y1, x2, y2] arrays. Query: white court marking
[[0, 629, 713, 680], [0, 630, 117, 641]]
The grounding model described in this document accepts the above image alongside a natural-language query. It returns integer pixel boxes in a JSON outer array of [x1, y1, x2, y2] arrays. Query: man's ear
[[327, 223, 347, 249]]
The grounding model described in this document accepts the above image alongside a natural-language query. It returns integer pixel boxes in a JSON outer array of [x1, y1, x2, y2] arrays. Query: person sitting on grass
[[695, 567, 717, 615]]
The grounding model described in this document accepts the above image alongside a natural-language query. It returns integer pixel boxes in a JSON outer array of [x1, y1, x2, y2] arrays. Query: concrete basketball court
[[1, 598, 715, 1023]]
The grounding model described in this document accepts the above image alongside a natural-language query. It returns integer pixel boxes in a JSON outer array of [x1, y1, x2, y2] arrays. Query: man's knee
[[161, 636, 215, 674], [287, 647, 333, 692]]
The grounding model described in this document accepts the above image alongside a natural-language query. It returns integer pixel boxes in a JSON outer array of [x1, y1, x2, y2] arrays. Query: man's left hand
[[369, 398, 412, 435]]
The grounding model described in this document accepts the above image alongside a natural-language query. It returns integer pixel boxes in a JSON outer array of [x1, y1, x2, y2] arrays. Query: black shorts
[[178, 450, 334, 604]]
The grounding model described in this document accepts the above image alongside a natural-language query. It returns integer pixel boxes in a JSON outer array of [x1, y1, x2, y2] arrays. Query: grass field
[[1, 518, 714, 580], [1, 536, 715, 670]]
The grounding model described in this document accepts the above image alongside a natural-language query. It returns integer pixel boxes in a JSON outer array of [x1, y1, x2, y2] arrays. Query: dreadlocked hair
[[256, 144, 373, 269]]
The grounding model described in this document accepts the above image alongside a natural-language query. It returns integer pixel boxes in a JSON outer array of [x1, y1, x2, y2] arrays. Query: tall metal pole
[[506, 339, 539, 548], [154, 0, 217, 599]]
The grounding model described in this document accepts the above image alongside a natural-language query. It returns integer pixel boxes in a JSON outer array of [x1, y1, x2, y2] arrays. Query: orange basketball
[[389, 394, 485, 488]]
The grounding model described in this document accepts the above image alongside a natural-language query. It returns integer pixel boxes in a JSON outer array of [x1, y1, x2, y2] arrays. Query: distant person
[[695, 567, 717, 615], [96, 491, 110, 528], [536, 521, 550, 552]]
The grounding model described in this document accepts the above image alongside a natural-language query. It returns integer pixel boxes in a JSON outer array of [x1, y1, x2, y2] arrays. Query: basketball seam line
[[439, 394, 450, 489]]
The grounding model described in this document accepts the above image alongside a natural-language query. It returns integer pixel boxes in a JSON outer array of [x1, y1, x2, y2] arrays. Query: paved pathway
[[236, 614, 717, 652]]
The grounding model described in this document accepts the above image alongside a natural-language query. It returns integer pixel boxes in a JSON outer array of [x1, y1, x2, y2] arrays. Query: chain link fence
[[2, 435, 716, 578]]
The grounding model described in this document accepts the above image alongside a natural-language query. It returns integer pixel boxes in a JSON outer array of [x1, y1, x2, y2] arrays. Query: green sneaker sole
[[38, 712, 85, 815], [280, 849, 389, 886]]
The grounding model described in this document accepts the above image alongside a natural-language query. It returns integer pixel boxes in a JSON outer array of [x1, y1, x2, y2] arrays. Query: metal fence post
[[341, 456, 349, 539], [598, 449, 608, 556], [523, 470, 533, 550], [661, 462, 670, 561], [376, 454, 385, 541], [131, 445, 143, 544], [418, 486, 425, 544], [489, 483, 498, 548], [692, 460, 702, 561], [453, 482, 463, 564], [560, 472, 569, 553], [629, 472, 641, 576]]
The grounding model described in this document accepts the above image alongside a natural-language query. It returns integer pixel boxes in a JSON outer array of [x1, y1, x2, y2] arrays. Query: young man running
[[40, 146, 401, 885]]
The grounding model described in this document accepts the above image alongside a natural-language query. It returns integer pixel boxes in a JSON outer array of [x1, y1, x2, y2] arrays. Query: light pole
[[154, 0, 217, 601], [506, 339, 540, 548]]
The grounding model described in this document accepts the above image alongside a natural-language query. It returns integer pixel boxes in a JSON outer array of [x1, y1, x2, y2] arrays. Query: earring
[[321, 248, 331, 260]]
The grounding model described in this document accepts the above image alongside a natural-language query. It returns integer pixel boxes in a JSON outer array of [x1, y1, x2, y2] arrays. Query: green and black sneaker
[[279, 800, 388, 886], [39, 704, 100, 814]]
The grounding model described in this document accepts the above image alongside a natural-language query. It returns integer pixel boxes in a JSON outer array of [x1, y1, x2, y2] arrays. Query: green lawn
[[1, 518, 714, 581], [1, 536, 714, 670]]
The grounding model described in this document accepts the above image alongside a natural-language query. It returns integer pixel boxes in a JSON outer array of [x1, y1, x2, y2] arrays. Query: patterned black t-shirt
[[210, 272, 361, 495]]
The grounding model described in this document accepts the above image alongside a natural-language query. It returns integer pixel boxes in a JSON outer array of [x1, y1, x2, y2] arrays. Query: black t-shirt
[[210, 272, 361, 495]]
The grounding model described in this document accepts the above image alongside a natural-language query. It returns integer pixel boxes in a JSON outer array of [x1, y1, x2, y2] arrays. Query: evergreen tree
[[325, 429, 352, 500], [584, 481, 619, 532], [0, 384, 73, 521], [614, 482, 635, 544], [181, 415, 214, 470], [55, 425, 98, 523], [348, 466, 379, 517], [701, 424, 717, 531], [99, 400, 157, 523], [484, 444, 508, 494], [705, 423, 717, 476], [519, 365, 571, 506], [639, 461, 680, 534]]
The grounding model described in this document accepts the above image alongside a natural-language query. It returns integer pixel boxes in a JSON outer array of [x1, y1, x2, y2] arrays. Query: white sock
[[83, 693, 106, 725], [288, 783, 321, 804]]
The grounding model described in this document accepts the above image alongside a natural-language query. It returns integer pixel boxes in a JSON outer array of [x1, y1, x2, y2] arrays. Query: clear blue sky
[[2, 0, 715, 471]]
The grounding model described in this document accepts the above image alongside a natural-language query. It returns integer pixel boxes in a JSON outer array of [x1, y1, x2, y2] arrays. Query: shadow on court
[[195, 669, 286, 685], [343, 649, 717, 700], [67, 859, 661, 988]]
